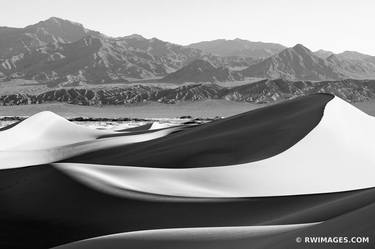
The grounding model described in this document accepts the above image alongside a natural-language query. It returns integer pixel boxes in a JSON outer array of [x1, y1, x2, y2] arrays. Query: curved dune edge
[[0, 127, 182, 169], [54, 159, 375, 198], [52, 223, 319, 249]]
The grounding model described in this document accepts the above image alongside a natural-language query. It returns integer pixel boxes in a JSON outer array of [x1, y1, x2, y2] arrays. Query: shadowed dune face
[[65, 94, 334, 167], [1, 93, 375, 249]]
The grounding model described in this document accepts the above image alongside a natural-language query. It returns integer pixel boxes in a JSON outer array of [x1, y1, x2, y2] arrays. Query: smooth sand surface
[[1, 164, 374, 249]]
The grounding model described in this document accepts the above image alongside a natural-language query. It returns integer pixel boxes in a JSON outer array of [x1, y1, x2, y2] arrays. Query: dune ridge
[[53, 95, 375, 198]]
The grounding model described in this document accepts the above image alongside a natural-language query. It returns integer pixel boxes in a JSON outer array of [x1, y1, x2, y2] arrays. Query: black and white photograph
[[1, 0, 375, 248]]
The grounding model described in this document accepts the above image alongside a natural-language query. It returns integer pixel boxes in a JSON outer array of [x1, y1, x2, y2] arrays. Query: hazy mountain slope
[[335, 51, 373, 61], [326, 54, 375, 79], [0, 18, 256, 84], [188, 38, 285, 58], [1, 36, 135, 83], [112, 35, 257, 70], [242, 44, 342, 80], [161, 59, 243, 83], [0, 34, 197, 83], [19, 35, 174, 83], [120, 35, 214, 72]]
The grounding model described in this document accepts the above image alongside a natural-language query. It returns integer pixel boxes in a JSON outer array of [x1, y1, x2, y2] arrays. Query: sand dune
[[0, 111, 111, 150], [0, 112, 183, 169], [54, 95, 375, 197], [65, 94, 333, 167], [1, 93, 375, 249]]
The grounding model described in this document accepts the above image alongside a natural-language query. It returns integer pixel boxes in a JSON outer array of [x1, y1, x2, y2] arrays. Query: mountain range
[[1, 17, 375, 85]]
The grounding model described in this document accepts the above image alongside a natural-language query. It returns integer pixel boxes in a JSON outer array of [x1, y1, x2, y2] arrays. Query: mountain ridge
[[0, 18, 258, 84]]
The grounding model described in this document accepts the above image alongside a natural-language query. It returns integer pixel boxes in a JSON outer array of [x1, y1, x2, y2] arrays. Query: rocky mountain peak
[[292, 43, 312, 54], [24, 17, 88, 43], [123, 34, 146, 40]]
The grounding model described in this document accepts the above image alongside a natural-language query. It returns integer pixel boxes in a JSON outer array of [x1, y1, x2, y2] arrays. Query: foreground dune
[[1, 164, 375, 249], [1, 93, 375, 249], [53, 223, 318, 249]]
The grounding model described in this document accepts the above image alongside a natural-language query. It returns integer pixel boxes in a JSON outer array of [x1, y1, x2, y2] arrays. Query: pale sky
[[1, 0, 374, 55]]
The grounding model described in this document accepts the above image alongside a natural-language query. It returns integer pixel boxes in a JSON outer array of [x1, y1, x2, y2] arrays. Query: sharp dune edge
[[62, 93, 333, 167], [2, 93, 375, 249]]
